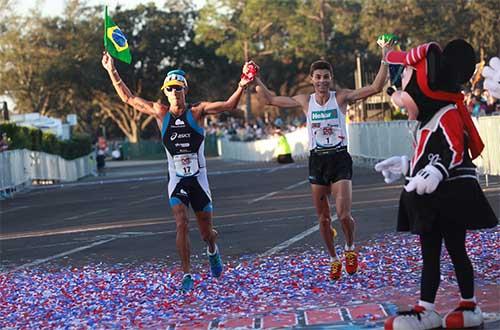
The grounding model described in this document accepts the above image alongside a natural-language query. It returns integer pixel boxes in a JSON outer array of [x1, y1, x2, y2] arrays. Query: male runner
[[102, 52, 254, 291], [254, 44, 391, 280]]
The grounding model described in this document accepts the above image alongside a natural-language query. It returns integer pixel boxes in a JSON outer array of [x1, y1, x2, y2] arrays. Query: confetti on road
[[1, 228, 498, 328]]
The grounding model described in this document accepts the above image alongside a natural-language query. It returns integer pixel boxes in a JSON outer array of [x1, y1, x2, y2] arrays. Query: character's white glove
[[482, 57, 500, 99], [404, 164, 443, 195], [374, 156, 409, 184]]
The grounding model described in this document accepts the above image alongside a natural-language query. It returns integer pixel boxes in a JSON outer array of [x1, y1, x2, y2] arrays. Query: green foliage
[[0, 0, 497, 138], [0, 123, 91, 159]]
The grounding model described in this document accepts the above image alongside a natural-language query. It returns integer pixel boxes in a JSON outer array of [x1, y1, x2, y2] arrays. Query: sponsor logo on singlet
[[175, 143, 190, 148], [170, 132, 191, 141], [172, 119, 186, 128], [311, 109, 338, 121]]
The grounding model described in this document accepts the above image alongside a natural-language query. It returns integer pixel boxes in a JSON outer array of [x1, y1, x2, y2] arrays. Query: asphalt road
[[1, 158, 499, 273]]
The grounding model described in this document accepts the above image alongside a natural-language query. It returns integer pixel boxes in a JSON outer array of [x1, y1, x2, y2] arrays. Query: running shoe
[[345, 250, 358, 275], [331, 227, 337, 238], [329, 259, 342, 280], [208, 248, 223, 278], [181, 274, 194, 292]]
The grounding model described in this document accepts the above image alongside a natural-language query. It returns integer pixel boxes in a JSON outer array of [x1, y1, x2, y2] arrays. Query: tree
[[196, 0, 367, 100]]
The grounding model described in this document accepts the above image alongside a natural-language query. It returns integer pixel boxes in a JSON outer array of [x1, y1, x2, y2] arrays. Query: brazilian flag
[[104, 6, 132, 64]]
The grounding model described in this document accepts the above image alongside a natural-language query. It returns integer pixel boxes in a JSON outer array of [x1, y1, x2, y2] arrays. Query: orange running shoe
[[345, 250, 358, 275], [329, 259, 342, 280]]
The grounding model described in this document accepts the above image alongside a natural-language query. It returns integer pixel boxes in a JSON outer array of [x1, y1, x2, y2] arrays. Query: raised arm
[[101, 52, 161, 118], [340, 47, 390, 104], [192, 62, 255, 117], [255, 77, 307, 112]]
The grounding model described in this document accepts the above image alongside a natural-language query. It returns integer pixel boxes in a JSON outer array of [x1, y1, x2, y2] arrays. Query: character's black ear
[[426, 44, 442, 90], [441, 39, 476, 85]]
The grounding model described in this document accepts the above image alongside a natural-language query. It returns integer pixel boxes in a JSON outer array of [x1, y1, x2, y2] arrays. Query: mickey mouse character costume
[[375, 39, 498, 330]]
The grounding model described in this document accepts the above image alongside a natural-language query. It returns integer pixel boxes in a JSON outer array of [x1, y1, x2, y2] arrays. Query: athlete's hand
[[374, 155, 409, 184], [239, 61, 259, 88], [377, 33, 398, 57], [404, 164, 443, 195], [482, 57, 500, 99], [101, 51, 115, 72]]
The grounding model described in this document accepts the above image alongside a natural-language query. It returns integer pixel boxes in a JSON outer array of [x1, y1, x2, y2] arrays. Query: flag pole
[[104, 6, 108, 49]]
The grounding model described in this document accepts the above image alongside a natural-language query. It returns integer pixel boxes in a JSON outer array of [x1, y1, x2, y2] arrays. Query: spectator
[[0, 132, 9, 152], [274, 126, 294, 164], [96, 136, 108, 176]]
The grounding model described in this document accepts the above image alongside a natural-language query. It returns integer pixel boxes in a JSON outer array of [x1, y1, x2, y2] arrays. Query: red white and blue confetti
[[1, 228, 498, 328]]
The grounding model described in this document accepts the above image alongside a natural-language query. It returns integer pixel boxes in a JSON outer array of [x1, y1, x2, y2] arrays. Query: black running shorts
[[308, 149, 353, 185]]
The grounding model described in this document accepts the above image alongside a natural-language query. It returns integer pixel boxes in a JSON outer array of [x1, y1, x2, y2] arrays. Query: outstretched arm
[[101, 52, 160, 117], [255, 77, 307, 112], [192, 62, 255, 117], [340, 47, 390, 104]]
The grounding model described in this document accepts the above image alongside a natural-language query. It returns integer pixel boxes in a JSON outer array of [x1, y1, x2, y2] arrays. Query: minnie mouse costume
[[375, 39, 497, 330]]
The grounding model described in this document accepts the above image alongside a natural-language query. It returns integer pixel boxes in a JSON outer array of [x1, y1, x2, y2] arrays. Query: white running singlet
[[307, 91, 347, 151]]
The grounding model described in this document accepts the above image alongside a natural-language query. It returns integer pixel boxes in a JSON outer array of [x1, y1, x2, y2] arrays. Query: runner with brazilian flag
[[104, 6, 132, 64]]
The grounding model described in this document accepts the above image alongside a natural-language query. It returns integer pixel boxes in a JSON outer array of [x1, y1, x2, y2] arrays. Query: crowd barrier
[[0, 150, 95, 197], [1, 117, 497, 198], [219, 117, 500, 176]]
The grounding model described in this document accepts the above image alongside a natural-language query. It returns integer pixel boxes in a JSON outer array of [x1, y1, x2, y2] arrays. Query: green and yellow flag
[[104, 6, 132, 64]]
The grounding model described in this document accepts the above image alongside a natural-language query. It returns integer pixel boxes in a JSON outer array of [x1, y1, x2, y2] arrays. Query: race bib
[[313, 125, 344, 148], [173, 153, 199, 177]]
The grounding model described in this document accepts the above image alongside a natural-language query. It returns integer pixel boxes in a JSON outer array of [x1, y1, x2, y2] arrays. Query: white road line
[[248, 179, 308, 204], [266, 163, 295, 174], [63, 208, 110, 221], [129, 195, 162, 205], [0, 205, 29, 215], [8, 238, 117, 273], [259, 216, 338, 257]]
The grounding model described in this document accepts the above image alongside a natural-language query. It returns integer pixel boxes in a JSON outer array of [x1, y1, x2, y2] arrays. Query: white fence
[[0, 150, 95, 196], [219, 117, 500, 175]]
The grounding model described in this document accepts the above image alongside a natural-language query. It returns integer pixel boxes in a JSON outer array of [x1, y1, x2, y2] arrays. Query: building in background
[[8, 113, 77, 140]]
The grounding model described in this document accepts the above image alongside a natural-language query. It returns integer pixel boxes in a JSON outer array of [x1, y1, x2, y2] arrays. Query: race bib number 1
[[173, 153, 199, 177], [314, 126, 344, 148]]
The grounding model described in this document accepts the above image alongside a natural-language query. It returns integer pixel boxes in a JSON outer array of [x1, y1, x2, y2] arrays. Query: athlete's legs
[[311, 183, 337, 258], [172, 203, 191, 273], [331, 179, 354, 247], [195, 211, 217, 253]]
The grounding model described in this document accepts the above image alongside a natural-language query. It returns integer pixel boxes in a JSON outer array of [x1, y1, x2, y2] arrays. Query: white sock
[[183, 273, 192, 279], [344, 244, 355, 251], [418, 300, 435, 311], [330, 256, 339, 262], [207, 244, 218, 256], [461, 296, 477, 303]]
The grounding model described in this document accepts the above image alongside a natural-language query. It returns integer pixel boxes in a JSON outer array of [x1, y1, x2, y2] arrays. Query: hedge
[[0, 123, 92, 160]]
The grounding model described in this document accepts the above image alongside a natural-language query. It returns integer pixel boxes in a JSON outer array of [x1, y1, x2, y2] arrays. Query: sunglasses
[[166, 86, 184, 92]]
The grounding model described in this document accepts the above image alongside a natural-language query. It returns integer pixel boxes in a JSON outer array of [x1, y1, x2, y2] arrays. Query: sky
[[15, 0, 205, 17]]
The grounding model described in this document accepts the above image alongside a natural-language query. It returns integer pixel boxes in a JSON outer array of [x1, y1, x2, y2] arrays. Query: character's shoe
[[208, 247, 223, 278], [345, 250, 358, 275], [329, 259, 342, 280], [442, 301, 483, 328], [384, 305, 442, 330], [181, 274, 194, 292]]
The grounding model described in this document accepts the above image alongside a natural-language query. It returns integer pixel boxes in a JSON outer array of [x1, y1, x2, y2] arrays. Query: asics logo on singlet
[[174, 119, 185, 127], [311, 109, 338, 120], [170, 132, 191, 140]]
